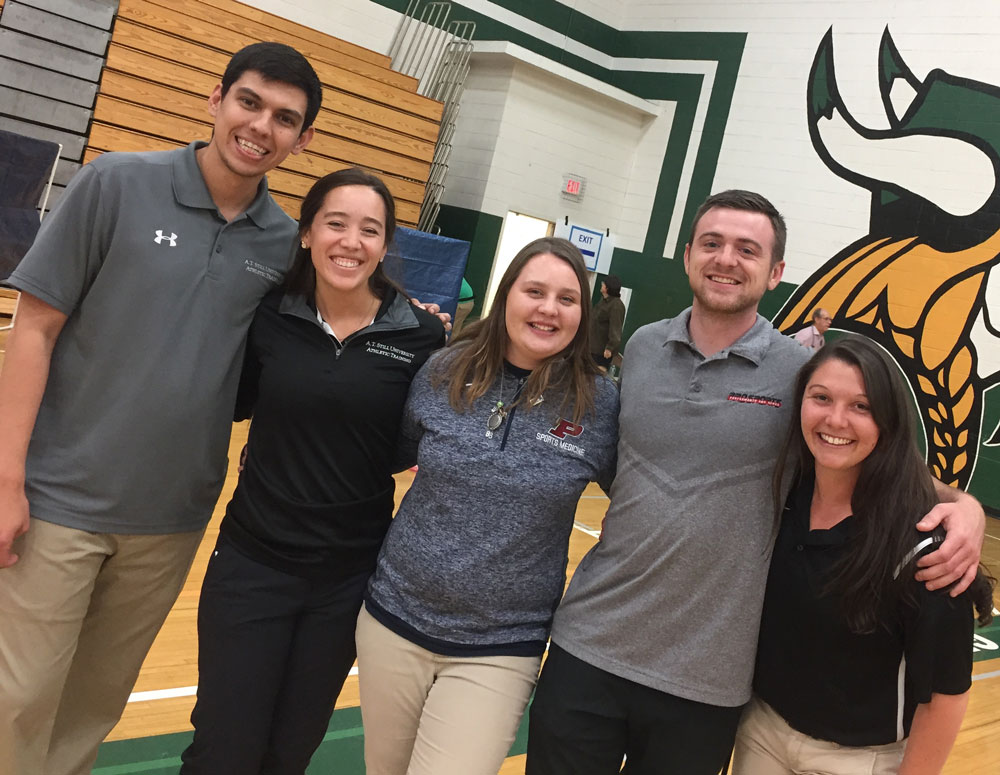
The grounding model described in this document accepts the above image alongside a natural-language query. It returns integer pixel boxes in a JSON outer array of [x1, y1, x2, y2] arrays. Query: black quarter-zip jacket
[[221, 286, 445, 580]]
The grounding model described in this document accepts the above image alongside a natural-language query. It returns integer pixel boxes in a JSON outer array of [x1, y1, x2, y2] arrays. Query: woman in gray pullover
[[356, 237, 620, 775]]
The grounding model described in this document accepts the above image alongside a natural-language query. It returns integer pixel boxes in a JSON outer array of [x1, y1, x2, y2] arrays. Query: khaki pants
[[0, 518, 204, 775], [356, 605, 541, 775], [733, 697, 906, 775]]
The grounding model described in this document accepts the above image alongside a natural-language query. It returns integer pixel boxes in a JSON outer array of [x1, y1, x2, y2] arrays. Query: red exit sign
[[562, 174, 585, 199]]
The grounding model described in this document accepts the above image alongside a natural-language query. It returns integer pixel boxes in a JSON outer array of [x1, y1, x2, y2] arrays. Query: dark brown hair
[[773, 335, 994, 631], [435, 237, 601, 424], [603, 274, 622, 297], [221, 42, 322, 132]]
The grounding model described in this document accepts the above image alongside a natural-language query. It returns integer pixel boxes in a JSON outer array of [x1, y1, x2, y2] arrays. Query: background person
[[355, 237, 620, 775], [450, 276, 475, 339], [179, 169, 444, 775], [0, 43, 320, 775], [793, 307, 831, 350], [734, 335, 994, 775], [589, 274, 625, 371]]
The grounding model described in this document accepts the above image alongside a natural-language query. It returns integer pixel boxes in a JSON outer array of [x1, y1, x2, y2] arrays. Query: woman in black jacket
[[180, 169, 445, 775]]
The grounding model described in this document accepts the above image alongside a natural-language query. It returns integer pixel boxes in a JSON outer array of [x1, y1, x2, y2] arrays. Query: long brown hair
[[434, 237, 600, 424], [772, 335, 994, 632]]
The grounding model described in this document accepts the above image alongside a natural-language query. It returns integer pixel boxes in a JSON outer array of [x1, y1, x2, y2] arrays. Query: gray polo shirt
[[8, 142, 296, 534], [550, 310, 810, 707]]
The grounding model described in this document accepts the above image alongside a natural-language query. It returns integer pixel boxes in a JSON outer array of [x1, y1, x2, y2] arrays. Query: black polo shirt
[[754, 476, 973, 746]]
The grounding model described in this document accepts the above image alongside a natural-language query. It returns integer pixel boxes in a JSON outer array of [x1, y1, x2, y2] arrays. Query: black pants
[[180, 534, 370, 775], [526, 643, 743, 775]]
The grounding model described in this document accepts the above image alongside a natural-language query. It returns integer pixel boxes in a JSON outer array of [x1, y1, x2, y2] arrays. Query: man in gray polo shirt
[[0, 43, 319, 775], [526, 190, 985, 774]]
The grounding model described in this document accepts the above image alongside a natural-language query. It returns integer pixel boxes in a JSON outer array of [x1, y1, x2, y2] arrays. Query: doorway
[[481, 212, 554, 316]]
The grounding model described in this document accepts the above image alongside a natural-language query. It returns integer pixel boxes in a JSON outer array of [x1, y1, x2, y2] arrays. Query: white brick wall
[[243, 1, 673, 252], [453, 57, 665, 254], [243, 0, 399, 54]]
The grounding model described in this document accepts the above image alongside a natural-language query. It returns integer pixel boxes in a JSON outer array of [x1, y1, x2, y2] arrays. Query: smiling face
[[800, 358, 880, 479], [205, 70, 314, 182], [302, 185, 388, 299], [684, 206, 785, 317], [504, 252, 583, 370]]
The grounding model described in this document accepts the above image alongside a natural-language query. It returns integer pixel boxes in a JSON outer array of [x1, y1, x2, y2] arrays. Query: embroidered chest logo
[[536, 419, 587, 456], [365, 341, 415, 363], [153, 230, 177, 247], [727, 392, 782, 408], [548, 419, 585, 439], [244, 260, 283, 283]]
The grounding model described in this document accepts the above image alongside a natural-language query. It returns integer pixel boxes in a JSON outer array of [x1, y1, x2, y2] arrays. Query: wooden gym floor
[[97, 423, 1000, 774], [0, 330, 997, 773]]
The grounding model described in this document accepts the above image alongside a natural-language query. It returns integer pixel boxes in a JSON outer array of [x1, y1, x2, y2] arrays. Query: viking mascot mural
[[776, 28, 1000, 491]]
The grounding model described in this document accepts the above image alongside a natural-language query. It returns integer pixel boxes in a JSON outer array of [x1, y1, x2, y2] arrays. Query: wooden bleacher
[[0, 289, 18, 340], [0, 289, 16, 319], [86, 0, 442, 226]]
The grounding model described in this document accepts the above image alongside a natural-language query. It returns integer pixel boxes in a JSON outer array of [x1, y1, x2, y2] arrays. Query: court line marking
[[128, 661, 1000, 703], [573, 522, 601, 538], [126, 667, 360, 704], [972, 668, 1000, 682]]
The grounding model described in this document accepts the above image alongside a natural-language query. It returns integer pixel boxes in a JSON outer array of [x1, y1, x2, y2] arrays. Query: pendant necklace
[[486, 370, 525, 434]]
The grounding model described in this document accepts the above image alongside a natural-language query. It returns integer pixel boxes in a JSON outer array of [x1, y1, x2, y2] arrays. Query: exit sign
[[561, 174, 586, 200]]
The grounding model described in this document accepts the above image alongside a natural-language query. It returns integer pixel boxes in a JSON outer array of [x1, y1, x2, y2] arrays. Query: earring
[[301, 240, 308, 249]]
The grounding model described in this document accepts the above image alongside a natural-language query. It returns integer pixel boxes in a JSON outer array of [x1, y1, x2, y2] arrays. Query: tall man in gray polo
[[526, 190, 985, 774], [0, 43, 319, 775]]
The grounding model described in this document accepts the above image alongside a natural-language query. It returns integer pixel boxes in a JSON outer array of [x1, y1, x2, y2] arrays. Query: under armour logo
[[153, 230, 177, 246]]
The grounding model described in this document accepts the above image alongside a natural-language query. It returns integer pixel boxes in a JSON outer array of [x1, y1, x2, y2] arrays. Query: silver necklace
[[486, 371, 525, 433]]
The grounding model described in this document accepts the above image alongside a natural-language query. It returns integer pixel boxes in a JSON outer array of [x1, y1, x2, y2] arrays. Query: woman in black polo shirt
[[733, 336, 994, 774]]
